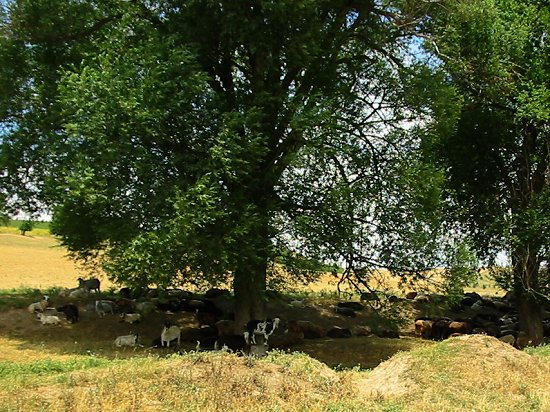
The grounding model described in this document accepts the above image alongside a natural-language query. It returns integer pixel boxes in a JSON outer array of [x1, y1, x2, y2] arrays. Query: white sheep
[[244, 318, 281, 345], [161, 324, 181, 347], [114, 333, 139, 347], [68, 288, 89, 299], [120, 313, 142, 324], [37, 313, 60, 325], [95, 300, 114, 317], [28, 296, 49, 314]]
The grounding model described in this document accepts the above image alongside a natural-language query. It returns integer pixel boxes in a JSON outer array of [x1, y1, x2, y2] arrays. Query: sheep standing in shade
[[28, 296, 49, 314], [78, 277, 100, 293], [161, 324, 181, 347], [244, 318, 280, 345]]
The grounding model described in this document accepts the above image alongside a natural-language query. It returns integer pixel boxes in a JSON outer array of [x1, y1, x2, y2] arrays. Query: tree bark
[[233, 259, 267, 334], [512, 248, 544, 346], [232, 209, 270, 334]]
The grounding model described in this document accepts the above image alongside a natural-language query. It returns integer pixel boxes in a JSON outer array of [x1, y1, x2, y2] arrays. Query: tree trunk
[[233, 258, 267, 334], [512, 248, 544, 346], [232, 207, 270, 334]]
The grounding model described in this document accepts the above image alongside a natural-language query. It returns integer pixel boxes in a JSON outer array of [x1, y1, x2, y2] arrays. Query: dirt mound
[[356, 334, 550, 399]]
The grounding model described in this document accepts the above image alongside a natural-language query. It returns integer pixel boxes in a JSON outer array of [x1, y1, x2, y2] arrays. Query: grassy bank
[[0, 335, 548, 411]]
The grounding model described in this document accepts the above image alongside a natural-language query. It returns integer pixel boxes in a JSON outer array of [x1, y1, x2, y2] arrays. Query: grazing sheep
[[135, 301, 156, 316], [78, 277, 100, 293], [360, 291, 380, 306], [432, 318, 453, 340], [95, 300, 114, 317], [113, 298, 134, 313], [37, 313, 60, 325], [499, 334, 516, 346], [68, 287, 88, 299], [114, 333, 139, 347], [244, 318, 280, 345], [327, 326, 352, 338], [296, 320, 326, 339], [28, 296, 49, 314], [414, 318, 434, 339], [448, 320, 473, 335], [337, 301, 364, 311], [120, 312, 142, 324], [332, 306, 357, 317], [289, 299, 306, 308], [56, 304, 79, 323], [161, 324, 181, 347]]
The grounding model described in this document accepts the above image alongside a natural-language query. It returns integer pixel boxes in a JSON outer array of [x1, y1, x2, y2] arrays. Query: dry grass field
[[0, 232, 114, 290], [3, 227, 546, 411]]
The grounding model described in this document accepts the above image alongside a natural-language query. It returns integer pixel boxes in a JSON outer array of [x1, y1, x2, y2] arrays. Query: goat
[[114, 333, 139, 347], [120, 312, 142, 324], [161, 324, 181, 347], [37, 313, 60, 325], [77, 277, 100, 293], [95, 300, 114, 317], [28, 296, 49, 314], [244, 318, 280, 345], [56, 304, 79, 323], [360, 291, 381, 308]]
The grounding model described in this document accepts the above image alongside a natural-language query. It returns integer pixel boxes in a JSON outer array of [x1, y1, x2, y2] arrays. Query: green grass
[[0, 219, 51, 236], [0, 357, 110, 383], [1, 336, 548, 412], [0, 287, 66, 309]]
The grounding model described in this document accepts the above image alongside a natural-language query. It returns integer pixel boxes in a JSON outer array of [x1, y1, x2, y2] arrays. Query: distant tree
[[18, 219, 33, 236], [423, 0, 550, 344]]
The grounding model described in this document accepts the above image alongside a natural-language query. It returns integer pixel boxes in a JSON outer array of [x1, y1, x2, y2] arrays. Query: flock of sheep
[[26, 277, 282, 353]]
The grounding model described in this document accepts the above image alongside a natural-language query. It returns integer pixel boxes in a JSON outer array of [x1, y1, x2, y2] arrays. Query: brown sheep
[[448, 320, 473, 335], [414, 319, 434, 339]]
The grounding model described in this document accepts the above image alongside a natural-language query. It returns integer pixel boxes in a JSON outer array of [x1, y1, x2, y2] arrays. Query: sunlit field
[[0, 220, 504, 297], [1, 224, 548, 412]]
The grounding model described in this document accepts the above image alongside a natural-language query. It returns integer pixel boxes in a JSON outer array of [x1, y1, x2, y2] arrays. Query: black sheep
[[56, 304, 79, 323]]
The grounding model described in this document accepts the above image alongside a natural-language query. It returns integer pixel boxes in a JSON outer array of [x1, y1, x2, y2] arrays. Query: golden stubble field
[[0, 230, 503, 297], [0, 233, 114, 290]]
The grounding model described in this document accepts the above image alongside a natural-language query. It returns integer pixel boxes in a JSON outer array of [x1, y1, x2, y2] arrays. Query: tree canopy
[[422, 0, 550, 343], [1, 0, 444, 326]]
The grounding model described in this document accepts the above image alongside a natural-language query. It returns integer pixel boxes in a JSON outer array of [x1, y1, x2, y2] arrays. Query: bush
[[18, 220, 34, 236]]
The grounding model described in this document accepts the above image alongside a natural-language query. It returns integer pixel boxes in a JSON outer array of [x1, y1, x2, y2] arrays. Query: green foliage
[[0, 0, 441, 315], [17, 219, 34, 235], [418, 0, 550, 340], [440, 242, 480, 306]]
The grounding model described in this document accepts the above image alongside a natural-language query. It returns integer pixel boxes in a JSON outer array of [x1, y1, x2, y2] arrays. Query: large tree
[[1, 0, 438, 327], [423, 0, 550, 344]]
